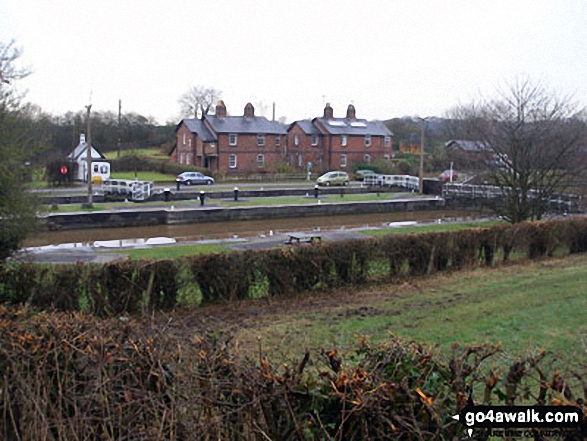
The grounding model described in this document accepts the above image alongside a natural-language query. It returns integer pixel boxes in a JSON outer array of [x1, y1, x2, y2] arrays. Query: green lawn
[[110, 171, 176, 182], [233, 254, 587, 358], [102, 242, 235, 259]]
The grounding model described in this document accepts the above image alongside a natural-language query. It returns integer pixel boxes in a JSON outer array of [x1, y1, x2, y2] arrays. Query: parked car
[[439, 170, 458, 182], [316, 171, 350, 186], [176, 172, 214, 186], [354, 169, 377, 181]]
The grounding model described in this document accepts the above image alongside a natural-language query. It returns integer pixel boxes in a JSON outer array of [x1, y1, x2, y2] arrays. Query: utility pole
[[117, 99, 122, 158], [85, 104, 93, 208], [418, 117, 429, 194]]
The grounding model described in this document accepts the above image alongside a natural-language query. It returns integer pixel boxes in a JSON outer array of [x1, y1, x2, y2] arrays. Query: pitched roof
[[205, 115, 287, 135], [445, 140, 492, 152], [288, 120, 321, 135], [182, 119, 216, 142], [67, 139, 107, 161], [313, 117, 392, 137]]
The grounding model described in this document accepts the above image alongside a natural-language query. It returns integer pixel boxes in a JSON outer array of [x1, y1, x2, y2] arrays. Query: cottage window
[[340, 154, 347, 168], [294, 134, 299, 146], [257, 154, 265, 167], [311, 135, 318, 146], [180, 153, 185, 164], [182, 133, 186, 145], [341, 135, 347, 147], [275, 136, 281, 147], [229, 154, 237, 168], [365, 135, 372, 147], [258, 134, 265, 147], [384, 154, 390, 161], [229, 134, 238, 146], [186, 153, 191, 165], [364, 154, 371, 165], [384, 136, 391, 147], [298, 154, 303, 167]]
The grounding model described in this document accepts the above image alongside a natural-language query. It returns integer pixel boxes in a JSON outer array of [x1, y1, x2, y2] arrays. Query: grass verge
[[225, 254, 587, 359]]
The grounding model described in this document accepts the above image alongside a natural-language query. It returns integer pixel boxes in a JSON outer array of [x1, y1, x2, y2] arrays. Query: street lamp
[[85, 104, 93, 208], [417, 117, 430, 194]]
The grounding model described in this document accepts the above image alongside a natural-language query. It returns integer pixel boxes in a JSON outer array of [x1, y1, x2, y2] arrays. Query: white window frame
[[229, 134, 238, 146], [275, 136, 281, 147], [340, 154, 347, 168], [384, 154, 390, 161], [229, 154, 237, 168], [384, 136, 391, 147], [258, 134, 265, 147], [341, 135, 347, 147], [365, 135, 372, 147], [311, 134, 318, 146], [364, 154, 371, 165], [186, 153, 191, 165], [294, 134, 299, 146], [180, 152, 185, 164], [257, 154, 265, 167], [182, 133, 186, 145], [298, 154, 303, 167]]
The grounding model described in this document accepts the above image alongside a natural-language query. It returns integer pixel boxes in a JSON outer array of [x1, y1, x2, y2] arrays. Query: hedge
[[3, 217, 587, 315], [0, 307, 584, 440]]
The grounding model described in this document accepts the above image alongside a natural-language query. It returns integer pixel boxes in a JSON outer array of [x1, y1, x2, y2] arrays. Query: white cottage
[[66, 134, 111, 182]]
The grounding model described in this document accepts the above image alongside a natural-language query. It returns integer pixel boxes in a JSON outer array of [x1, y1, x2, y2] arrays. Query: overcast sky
[[1, 0, 586, 125]]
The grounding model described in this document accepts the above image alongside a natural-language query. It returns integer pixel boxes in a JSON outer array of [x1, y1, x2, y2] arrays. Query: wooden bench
[[285, 233, 322, 245]]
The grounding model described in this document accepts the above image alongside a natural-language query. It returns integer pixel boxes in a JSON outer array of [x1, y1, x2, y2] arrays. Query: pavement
[[13, 230, 374, 264]]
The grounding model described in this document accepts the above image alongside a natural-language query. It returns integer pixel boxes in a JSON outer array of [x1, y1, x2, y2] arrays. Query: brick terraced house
[[170, 101, 287, 174], [170, 102, 392, 175], [286, 104, 393, 172]]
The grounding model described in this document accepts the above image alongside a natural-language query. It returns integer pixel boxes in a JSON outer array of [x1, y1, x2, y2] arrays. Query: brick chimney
[[244, 102, 255, 118], [346, 104, 356, 121], [323, 103, 334, 119], [215, 100, 227, 118]]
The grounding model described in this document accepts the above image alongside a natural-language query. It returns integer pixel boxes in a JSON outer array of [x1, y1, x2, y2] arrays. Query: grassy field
[[109, 171, 176, 182], [104, 242, 236, 259], [213, 253, 587, 359]]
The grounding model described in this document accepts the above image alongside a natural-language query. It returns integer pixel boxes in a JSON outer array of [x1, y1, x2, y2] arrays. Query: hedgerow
[[0, 307, 584, 440], [2, 217, 587, 313]]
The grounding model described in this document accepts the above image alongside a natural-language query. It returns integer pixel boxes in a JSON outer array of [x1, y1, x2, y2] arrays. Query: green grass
[[237, 254, 587, 358], [103, 148, 167, 160], [110, 171, 176, 182], [101, 242, 235, 259], [362, 220, 502, 236]]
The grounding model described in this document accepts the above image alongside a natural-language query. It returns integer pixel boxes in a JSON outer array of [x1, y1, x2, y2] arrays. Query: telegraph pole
[[85, 104, 93, 208], [117, 99, 122, 158], [418, 117, 429, 194]]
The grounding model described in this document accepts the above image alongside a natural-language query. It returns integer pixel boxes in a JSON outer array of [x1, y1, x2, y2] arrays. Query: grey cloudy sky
[[1, 0, 586, 125]]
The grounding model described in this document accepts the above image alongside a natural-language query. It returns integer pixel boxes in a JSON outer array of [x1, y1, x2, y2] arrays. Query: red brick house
[[286, 104, 393, 172], [170, 101, 287, 174]]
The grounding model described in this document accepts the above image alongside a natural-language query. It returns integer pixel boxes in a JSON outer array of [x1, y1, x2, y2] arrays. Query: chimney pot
[[346, 104, 356, 121], [215, 100, 227, 118], [244, 102, 255, 118], [323, 103, 334, 119]]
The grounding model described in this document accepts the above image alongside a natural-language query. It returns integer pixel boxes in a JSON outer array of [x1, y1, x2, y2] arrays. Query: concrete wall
[[42, 197, 445, 231]]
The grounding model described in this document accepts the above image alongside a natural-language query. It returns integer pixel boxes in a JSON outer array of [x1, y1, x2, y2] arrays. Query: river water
[[25, 210, 483, 248]]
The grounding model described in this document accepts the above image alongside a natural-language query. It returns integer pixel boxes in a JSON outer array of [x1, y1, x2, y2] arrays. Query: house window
[[258, 134, 265, 147], [229, 154, 237, 168], [257, 154, 265, 167], [229, 134, 238, 146], [384, 136, 391, 147], [276, 136, 281, 147], [384, 154, 390, 161], [340, 154, 347, 168], [364, 154, 371, 165], [311, 135, 318, 146], [182, 133, 186, 145], [365, 135, 372, 147], [186, 153, 191, 165], [189, 138, 192, 148], [341, 135, 347, 147], [298, 154, 303, 167], [180, 153, 185, 164], [294, 134, 299, 146], [100, 164, 108, 174], [93, 164, 99, 173]]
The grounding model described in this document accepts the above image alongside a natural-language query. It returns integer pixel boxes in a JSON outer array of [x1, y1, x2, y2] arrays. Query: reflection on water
[[25, 210, 482, 248]]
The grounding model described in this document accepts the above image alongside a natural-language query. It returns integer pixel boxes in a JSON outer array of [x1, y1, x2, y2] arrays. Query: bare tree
[[0, 40, 31, 106], [454, 78, 587, 223], [178, 85, 221, 119]]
